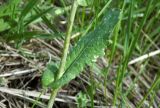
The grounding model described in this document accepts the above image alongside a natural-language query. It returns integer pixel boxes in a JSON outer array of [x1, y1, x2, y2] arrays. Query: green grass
[[0, 0, 160, 108]]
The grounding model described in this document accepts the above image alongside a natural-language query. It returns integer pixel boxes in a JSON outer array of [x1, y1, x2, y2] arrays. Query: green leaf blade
[[20, 0, 39, 20], [50, 9, 120, 89]]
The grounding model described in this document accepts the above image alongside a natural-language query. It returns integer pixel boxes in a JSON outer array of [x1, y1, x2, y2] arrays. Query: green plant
[[42, 3, 120, 108], [1, 0, 159, 108], [0, 0, 68, 45], [76, 92, 88, 108]]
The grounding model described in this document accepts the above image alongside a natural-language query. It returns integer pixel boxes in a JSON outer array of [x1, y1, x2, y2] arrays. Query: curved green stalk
[[111, 1, 126, 105], [47, 1, 78, 108], [137, 73, 160, 108]]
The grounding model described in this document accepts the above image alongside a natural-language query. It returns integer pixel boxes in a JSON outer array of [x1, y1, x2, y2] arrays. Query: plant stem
[[57, 1, 78, 79], [47, 1, 78, 108], [47, 88, 59, 108], [112, 2, 126, 105], [137, 73, 160, 108]]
